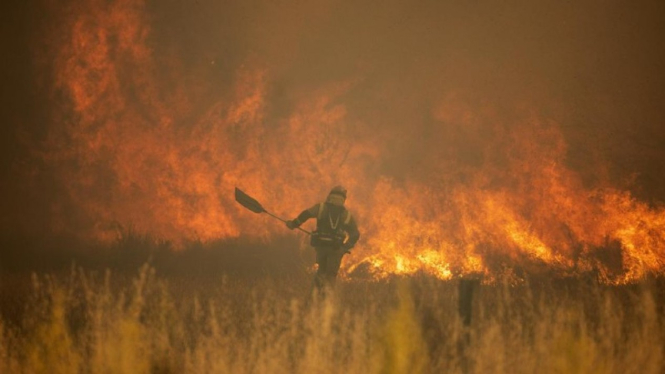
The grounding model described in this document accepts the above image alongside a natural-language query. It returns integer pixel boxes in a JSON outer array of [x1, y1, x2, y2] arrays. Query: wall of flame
[[34, 0, 665, 283]]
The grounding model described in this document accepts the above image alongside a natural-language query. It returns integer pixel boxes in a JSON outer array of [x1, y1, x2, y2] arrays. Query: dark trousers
[[314, 246, 345, 290]]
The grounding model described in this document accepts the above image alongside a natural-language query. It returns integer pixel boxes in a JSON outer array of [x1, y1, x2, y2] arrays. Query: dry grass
[[0, 264, 663, 374]]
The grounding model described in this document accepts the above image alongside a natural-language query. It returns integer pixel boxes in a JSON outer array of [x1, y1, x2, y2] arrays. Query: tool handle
[[265, 211, 312, 235]]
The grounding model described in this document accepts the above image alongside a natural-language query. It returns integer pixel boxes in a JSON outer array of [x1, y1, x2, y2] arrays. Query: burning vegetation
[[23, 0, 663, 284], [1, 2, 665, 372]]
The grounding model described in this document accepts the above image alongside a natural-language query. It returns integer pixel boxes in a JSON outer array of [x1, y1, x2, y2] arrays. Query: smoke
[[3, 0, 665, 282]]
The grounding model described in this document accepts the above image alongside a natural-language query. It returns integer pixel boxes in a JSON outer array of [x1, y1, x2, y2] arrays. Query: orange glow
[[42, 0, 665, 284]]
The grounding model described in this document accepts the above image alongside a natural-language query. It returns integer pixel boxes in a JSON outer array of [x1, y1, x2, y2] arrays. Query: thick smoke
[[3, 0, 665, 282]]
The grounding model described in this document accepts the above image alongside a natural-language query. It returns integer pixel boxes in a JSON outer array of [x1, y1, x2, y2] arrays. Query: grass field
[[0, 236, 663, 373]]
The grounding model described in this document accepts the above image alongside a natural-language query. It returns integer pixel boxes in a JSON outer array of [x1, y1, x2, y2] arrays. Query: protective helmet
[[329, 185, 347, 198], [326, 185, 347, 206]]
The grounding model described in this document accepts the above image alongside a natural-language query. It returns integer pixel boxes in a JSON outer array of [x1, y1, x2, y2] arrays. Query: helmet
[[329, 185, 347, 198], [326, 185, 347, 206]]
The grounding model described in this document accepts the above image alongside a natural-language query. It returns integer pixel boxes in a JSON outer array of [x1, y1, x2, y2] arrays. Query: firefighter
[[286, 185, 360, 290]]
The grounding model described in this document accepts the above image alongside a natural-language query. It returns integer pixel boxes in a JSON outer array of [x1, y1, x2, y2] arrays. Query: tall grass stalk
[[1, 265, 662, 373]]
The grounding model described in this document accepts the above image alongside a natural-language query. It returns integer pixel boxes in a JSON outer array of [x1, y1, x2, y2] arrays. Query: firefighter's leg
[[323, 247, 345, 287], [314, 247, 329, 291]]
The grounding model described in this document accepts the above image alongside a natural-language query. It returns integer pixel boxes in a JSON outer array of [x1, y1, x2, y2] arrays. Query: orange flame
[[40, 0, 665, 284]]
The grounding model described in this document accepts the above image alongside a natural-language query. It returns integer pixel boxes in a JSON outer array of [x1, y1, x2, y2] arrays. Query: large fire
[[37, 0, 664, 284]]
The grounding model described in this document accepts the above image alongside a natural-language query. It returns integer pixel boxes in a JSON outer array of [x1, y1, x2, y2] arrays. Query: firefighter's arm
[[342, 215, 360, 252], [286, 204, 319, 230]]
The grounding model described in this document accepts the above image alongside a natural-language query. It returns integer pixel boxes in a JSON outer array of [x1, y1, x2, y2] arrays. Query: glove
[[286, 220, 298, 230]]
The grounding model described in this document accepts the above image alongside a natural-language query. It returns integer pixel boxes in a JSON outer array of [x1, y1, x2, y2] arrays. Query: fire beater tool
[[234, 187, 312, 235]]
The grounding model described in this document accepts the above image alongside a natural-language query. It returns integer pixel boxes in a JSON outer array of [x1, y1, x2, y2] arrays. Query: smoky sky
[[2, 0, 665, 240]]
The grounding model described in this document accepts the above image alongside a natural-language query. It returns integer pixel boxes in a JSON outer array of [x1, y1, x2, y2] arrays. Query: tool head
[[235, 187, 266, 214]]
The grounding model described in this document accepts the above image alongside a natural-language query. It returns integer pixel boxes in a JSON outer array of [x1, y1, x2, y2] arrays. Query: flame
[[38, 0, 665, 284]]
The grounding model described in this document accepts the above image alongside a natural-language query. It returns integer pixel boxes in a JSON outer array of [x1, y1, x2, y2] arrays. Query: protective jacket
[[292, 202, 360, 250]]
